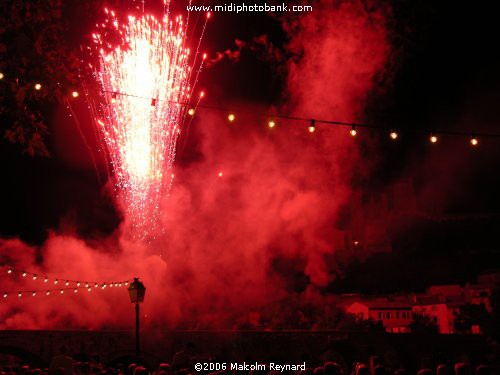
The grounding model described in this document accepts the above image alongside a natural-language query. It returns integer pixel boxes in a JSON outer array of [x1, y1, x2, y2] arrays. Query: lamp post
[[128, 277, 146, 359]]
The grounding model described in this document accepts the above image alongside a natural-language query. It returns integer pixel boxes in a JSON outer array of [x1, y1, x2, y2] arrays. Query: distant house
[[412, 294, 455, 334], [341, 277, 496, 335], [346, 298, 413, 333], [426, 284, 463, 297], [477, 270, 500, 286], [464, 283, 493, 312], [412, 283, 490, 334], [425, 283, 492, 312]]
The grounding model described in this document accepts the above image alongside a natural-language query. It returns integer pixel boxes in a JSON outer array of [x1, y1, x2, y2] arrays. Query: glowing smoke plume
[[0, 1, 394, 330], [92, 10, 195, 237]]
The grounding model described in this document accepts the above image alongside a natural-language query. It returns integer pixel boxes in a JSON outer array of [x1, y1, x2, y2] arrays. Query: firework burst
[[91, 8, 206, 238]]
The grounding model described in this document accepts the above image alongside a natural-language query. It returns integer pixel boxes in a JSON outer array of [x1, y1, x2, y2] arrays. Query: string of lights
[[0, 73, 80, 100], [1, 284, 123, 300], [2, 71, 499, 146], [102, 89, 500, 147], [3, 266, 132, 289]]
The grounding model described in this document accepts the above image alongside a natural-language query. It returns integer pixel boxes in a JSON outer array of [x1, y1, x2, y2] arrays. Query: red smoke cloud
[[205, 35, 283, 68], [0, 0, 392, 330], [206, 39, 245, 67]]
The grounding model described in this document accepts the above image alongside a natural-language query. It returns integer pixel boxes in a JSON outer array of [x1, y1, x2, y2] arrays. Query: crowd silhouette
[[0, 344, 495, 375]]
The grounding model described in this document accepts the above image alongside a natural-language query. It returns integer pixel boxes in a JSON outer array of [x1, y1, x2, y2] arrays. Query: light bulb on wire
[[308, 120, 316, 133]]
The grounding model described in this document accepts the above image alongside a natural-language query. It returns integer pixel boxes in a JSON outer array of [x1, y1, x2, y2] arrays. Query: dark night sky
[[1, 0, 500, 293]]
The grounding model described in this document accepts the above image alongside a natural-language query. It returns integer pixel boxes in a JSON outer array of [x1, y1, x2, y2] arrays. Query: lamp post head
[[128, 277, 146, 303]]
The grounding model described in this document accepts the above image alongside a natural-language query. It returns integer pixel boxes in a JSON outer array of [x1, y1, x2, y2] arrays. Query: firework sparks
[[91, 9, 205, 237]]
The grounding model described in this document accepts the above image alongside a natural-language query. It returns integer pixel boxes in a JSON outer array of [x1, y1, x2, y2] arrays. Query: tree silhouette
[[453, 303, 489, 334], [409, 313, 439, 334], [0, 0, 99, 156]]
